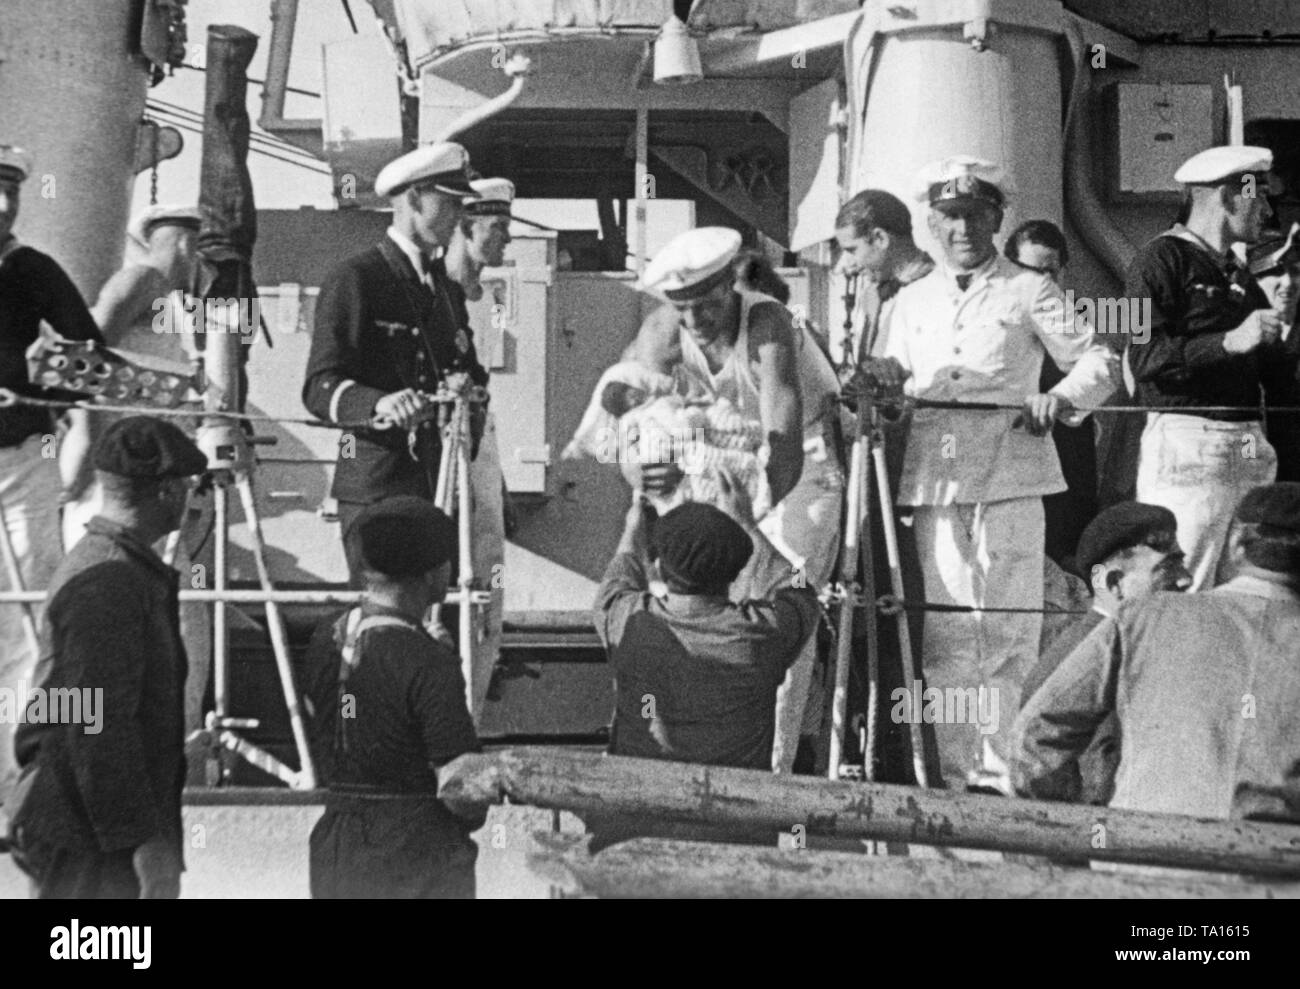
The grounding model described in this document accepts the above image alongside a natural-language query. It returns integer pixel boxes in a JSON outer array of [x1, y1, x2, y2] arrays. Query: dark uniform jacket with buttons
[[302, 238, 488, 505], [8, 518, 187, 857]]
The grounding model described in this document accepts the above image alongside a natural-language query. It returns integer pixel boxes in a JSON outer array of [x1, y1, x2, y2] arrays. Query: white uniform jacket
[[882, 255, 1118, 506]]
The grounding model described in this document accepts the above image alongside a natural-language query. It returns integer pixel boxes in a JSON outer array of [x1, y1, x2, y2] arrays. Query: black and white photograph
[[0, 0, 1296, 939]]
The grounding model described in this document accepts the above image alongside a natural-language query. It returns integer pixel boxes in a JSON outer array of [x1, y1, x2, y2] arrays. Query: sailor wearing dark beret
[[92, 415, 208, 479], [1074, 502, 1187, 591], [595, 480, 820, 774], [303, 141, 489, 586], [1039, 501, 1190, 657], [1232, 481, 1300, 572], [303, 495, 481, 898], [1013, 483, 1300, 818], [349, 494, 458, 579], [650, 501, 753, 593], [6, 416, 205, 898]]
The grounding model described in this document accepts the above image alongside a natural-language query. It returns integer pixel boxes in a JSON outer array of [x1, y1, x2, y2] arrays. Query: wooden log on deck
[[438, 747, 1300, 877], [527, 833, 1300, 899]]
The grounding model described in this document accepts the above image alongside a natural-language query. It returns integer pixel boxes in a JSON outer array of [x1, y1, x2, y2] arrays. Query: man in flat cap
[[303, 142, 489, 585], [0, 143, 105, 816], [1012, 483, 1300, 821], [302, 495, 482, 898], [595, 473, 820, 770], [1018, 502, 1190, 804], [1126, 145, 1300, 590], [5, 416, 205, 897], [628, 225, 843, 773], [444, 177, 516, 721], [861, 155, 1118, 794]]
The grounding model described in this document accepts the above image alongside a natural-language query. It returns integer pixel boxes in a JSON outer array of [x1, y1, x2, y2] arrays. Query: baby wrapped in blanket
[[563, 361, 770, 518]]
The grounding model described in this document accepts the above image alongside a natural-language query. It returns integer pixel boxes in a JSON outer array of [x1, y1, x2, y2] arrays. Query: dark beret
[[354, 496, 457, 579], [1076, 502, 1178, 577], [651, 502, 753, 591], [92, 416, 207, 479], [1236, 483, 1300, 534]]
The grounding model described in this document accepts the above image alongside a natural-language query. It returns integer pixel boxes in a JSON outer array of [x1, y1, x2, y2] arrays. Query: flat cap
[[1076, 502, 1178, 577], [914, 155, 1008, 210], [354, 496, 457, 579], [1236, 483, 1300, 534], [375, 142, 474, 199], [640, 227, 743, 302], [651, 501, 753, 591], [1174, 145, 1272, 186], [464, 177, 515, 216], [1248, 222, 1300, 277], [92, 416, 207, 479], [128, 204, 201, 247], [0, 144, 32, 184]]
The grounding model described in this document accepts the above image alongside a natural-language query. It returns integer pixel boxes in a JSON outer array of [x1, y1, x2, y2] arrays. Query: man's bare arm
[[58, 266, 170, 499], [91, 264, 169, 347], [749, 301, 803, 505]]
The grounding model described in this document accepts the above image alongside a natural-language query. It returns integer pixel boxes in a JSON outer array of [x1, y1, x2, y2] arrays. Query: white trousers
[[1136, 413, 1277, 591], [912, 497, 1043, 793], [0, 435, 64, 803], [759, 436, 843, 773]]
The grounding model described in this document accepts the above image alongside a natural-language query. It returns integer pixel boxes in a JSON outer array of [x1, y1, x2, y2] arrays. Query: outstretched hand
[[714, 468, 755, 527], [640, 462, 684, 495]]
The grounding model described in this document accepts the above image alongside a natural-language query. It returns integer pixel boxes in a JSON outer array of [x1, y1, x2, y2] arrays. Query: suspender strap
[[334, 607, 424, 754]]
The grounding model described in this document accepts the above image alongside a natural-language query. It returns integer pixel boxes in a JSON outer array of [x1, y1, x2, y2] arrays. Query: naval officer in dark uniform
[[302, 142, 488, 585], [303, 496, 482, 898]]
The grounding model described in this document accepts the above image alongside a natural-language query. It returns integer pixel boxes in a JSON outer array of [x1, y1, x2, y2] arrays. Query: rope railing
[[841, 389, 1297, 417], [824, 585, 1092, 617], [0, 386, 489, 433]]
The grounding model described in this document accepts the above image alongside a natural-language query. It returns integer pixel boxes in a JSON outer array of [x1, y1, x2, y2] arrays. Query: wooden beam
[[528, 833, 1300, 899], [438, 748, 1300, 877]]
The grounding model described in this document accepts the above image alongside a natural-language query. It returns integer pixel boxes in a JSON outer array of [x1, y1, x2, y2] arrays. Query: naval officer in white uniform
[[865, 156, 1117, 792]]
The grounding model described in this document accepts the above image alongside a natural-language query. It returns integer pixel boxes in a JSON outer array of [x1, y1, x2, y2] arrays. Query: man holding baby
[[625, 227, 843, 773]]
